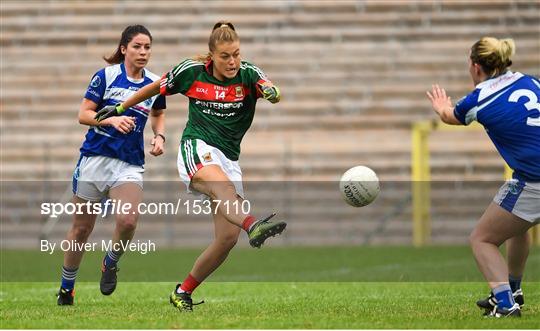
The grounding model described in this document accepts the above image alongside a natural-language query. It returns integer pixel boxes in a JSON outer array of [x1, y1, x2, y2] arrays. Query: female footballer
[[427, 37, 539, 317], [95, 21, 286, 311], [57, 25, 166, 305]]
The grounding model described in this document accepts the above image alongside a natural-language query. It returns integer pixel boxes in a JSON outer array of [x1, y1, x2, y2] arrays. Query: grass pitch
[[1, 246, 539, 328]]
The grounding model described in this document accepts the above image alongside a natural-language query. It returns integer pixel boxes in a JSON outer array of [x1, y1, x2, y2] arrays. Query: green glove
[[94, 103, 125, 122], [258, 84, 281, 103]]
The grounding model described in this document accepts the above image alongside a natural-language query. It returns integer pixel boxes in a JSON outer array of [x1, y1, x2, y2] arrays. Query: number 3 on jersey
[[508, 84, 540, 127]]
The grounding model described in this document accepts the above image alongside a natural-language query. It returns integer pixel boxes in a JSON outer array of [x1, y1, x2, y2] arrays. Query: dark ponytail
[[104, 25, 153, 64]]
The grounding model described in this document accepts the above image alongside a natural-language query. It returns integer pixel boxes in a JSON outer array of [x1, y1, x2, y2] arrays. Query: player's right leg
[[475, 180, 539, 316], [189, 203, 241, 279], [476, 232, 529, 313], [179, 139, 286, 248], [170, 204, 238, 311], [57, 196, 98, 305], [506, 232, 529, 307], [58, 156, 102, 305], [469, 202, 533, 317], [476, 233, 531, 314]]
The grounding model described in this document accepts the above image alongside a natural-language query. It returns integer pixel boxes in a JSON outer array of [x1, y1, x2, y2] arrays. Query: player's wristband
[[116, 103, 125, 114], [155, 133, 166, 142]]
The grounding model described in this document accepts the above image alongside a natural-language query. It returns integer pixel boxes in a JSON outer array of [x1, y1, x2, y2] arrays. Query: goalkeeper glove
[[94, 103, 125, 122], [257, 83, 281, 103]]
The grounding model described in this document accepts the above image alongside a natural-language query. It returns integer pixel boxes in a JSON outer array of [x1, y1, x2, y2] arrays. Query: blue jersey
[[80, 63, 166, 166], [454, 71, 540, 181]]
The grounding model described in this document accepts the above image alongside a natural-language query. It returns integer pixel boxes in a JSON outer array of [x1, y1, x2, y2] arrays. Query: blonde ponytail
[[192, 54, 211, 63], [470, 37, 515, 78], [497, 38, 515, 67]]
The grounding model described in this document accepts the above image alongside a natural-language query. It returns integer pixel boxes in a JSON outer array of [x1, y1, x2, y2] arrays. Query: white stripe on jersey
[[104, 64, 123, 89], [240, 62, 268, 81], [104, 87, 152, 114], [172, 60, 203, 77], [93, 126, 115, 138], [477, 71, 524, 102], [465, 85, 515, 125]]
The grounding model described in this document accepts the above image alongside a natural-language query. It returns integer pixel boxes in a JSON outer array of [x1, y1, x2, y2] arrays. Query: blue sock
[[103, 249, 122, 268], [61, 266, 78, 290], [509, 275, 522, 293], [493, 284, 515, 309]]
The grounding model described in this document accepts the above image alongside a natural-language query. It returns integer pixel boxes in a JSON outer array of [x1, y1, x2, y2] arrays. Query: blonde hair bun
[[470, 36, 516, 77]]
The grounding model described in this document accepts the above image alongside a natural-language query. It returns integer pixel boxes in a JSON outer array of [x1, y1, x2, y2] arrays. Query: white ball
[[339, 166, 380, 207]]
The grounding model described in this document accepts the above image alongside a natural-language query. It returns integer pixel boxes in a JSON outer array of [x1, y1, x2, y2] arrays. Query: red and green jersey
[[160, 59, 272, 160]]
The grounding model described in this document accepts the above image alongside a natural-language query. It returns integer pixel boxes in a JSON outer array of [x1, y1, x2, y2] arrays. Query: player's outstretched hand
[[95, 104, 125, 122], [426, 84, 452, 114], [257, 83, 281, 103]]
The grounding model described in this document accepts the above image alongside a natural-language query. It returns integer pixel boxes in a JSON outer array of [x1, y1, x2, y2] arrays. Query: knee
[[209, 182, 237, 200], [469, 229, 501, 248], [216, 233, 239, 251], [116, 214, 138, 233], [469, 227, 484, 246], [71, 224, 93, 240], [468, 231, 478, 248]]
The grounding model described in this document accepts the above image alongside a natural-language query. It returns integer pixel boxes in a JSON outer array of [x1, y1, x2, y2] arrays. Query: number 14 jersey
[[160, 59, 272, 161]]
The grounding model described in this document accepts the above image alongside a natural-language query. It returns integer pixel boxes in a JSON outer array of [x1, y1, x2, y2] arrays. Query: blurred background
[[1, 0, 539, 249]]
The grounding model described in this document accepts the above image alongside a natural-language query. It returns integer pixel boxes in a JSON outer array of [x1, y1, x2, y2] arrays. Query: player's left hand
[[257, 83, 281, 103], [150, 134, 165, 156]]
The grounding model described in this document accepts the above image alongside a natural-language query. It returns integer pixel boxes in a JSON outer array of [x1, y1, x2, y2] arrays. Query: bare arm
[[149, 108, 165, 156], [120, 79, 161, 110], [79, 98, 106, 126], [426, 84, 462, 125]]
